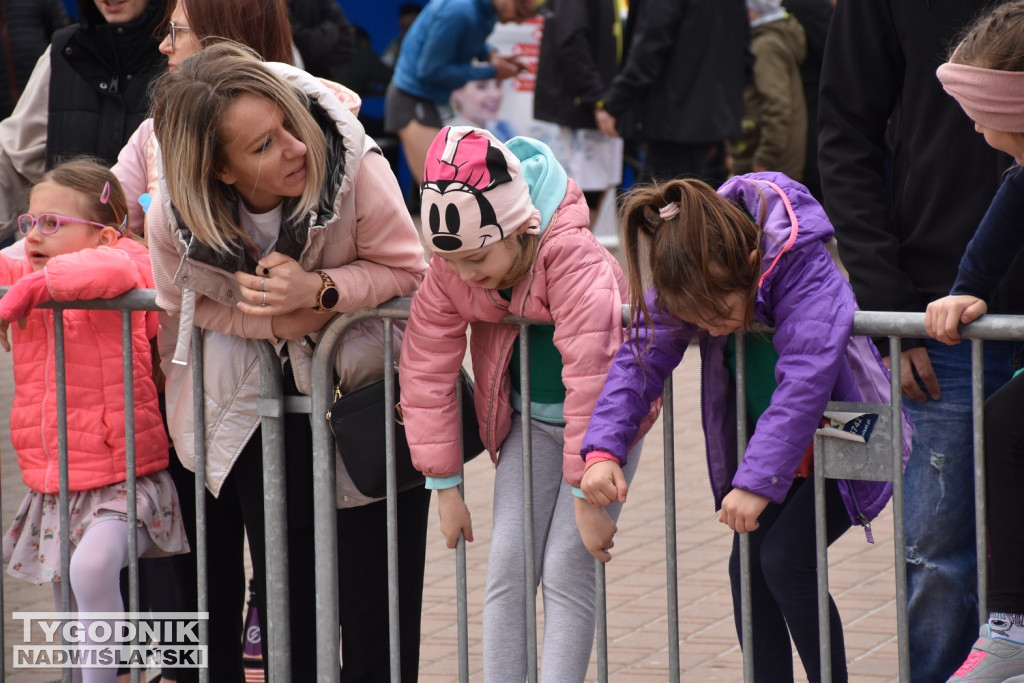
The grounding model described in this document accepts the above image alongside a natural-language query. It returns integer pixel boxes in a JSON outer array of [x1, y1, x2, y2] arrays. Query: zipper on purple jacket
[[842, 479, 874, 543]]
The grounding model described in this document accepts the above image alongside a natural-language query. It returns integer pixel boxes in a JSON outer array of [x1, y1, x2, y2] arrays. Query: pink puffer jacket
[[0, 238, 168, 493], [400, 180, 659, 487]]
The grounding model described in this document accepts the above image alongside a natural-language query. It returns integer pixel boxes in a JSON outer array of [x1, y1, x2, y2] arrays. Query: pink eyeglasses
[[18, 213, 119, 236]]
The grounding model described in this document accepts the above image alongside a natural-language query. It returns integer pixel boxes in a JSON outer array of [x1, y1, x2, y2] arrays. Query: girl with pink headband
[[927, 2, 1024, 680], [399, 125, 658, 681]]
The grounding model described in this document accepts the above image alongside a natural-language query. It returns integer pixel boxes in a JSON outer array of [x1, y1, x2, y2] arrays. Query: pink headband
[[937, 61, 1024, 133]]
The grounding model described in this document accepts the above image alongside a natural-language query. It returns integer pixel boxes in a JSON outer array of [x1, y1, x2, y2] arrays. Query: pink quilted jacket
[[400, 180, 658, 487], [0, 238, 168, 493]]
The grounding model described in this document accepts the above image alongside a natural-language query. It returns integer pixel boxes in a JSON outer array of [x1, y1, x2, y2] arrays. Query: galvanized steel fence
[[3, 288, 1024, 682]]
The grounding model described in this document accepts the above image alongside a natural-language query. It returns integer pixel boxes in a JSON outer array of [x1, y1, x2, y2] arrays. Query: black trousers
[[983, 372, 1024, 614], [728, 477, 851, 683], [168, 412, 431, 682]]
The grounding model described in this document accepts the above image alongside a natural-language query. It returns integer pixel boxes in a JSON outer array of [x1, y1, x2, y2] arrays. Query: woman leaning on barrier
[[146, 42, 429, 681]]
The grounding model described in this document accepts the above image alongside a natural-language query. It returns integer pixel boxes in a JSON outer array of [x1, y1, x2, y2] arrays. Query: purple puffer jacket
[[582, 172, 913, 533]]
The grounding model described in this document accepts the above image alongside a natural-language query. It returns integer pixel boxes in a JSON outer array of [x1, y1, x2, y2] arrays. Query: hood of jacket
[[504, 134, 570, 235], [718, 172, 832, 318]]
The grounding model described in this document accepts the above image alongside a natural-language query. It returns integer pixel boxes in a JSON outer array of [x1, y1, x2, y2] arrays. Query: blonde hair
[[496, 232, 539, 289], [39, 157, 129, 235], [619, 178, 763, 344], [150, 42, 326, 254]]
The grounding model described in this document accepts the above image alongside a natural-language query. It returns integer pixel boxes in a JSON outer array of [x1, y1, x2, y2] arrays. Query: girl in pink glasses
[[0, 158, 186, 683]]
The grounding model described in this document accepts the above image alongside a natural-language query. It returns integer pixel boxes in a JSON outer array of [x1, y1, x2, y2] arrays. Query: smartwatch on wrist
[[312, 271, 339, 312]]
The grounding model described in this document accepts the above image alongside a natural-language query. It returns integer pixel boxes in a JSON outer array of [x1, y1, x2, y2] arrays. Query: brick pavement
[[0, 334, 902, 681]]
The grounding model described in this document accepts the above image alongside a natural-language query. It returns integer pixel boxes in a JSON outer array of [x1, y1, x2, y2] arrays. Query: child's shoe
[[947, 626, 1024, 681]]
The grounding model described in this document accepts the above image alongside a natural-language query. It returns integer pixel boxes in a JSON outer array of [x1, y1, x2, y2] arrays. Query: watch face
[[320, 286, 340, 310]]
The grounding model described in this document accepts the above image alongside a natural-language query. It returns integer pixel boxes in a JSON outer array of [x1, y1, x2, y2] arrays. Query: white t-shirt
[[240, 204, 283, 257]]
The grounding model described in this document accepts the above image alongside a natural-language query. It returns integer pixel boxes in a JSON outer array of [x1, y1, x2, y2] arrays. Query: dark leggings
[[728, 477, 852, 683], [984, 372, 1024, 614]]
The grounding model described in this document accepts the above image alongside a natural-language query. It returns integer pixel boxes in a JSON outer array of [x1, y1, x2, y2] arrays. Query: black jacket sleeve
[[818, 0, 910, 313], [551, 1, 607, 105], [602, 0, 686, 118]]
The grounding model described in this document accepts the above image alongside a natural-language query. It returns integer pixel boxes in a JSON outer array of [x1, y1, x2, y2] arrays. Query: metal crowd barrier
[[4, 286, 1024, 682]]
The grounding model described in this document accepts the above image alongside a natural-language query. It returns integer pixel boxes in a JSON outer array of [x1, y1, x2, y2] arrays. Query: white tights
[[51, 519, 152, 683]]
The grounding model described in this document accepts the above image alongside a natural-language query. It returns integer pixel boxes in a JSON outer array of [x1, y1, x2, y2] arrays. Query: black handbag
[[327, 369, 485, 498]]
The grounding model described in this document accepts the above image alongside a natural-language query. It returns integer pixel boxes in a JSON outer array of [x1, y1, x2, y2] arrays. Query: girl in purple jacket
[[580, 173, 911, 681]]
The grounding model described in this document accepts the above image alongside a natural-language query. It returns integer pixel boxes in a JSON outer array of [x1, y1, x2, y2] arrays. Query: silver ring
[[259, 277, 266, 292], [262, 291, 267, 307]]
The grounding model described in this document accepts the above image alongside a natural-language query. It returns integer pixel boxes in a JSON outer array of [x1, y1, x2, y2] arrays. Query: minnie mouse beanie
[[420, 126, 541, 253]]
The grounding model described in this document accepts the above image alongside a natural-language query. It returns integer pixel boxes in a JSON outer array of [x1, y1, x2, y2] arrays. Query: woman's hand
[[925, 294, 988, 345], [717, 488, 771, 534], [271, 309, 332, 340], [235, 251, 324, 316], [581, 460, 628, 506], [437, 486, 473, 548], [574, 497, 617, 563]]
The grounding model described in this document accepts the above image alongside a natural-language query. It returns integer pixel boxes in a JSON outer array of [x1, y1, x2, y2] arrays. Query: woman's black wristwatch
[[313, 271, 339, 312]]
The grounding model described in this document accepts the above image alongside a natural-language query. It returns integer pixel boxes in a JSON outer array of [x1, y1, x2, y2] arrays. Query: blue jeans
[[903, 338, 1014, 681]]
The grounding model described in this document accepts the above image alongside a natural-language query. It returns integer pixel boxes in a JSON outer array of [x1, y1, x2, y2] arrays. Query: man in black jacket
[[819, 1, 1024, 679], [594, 0, 748, 187]]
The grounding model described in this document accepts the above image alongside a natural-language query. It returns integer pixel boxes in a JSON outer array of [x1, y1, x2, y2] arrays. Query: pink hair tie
[[100, 181, 111, 205], [659, 202, 680, 221]]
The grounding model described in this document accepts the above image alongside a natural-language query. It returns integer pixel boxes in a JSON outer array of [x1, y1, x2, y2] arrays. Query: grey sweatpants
[[482, 412, 642, 682]]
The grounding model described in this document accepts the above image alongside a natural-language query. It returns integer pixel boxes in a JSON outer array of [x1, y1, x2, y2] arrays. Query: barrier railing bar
[[455, 372, 471, 683], [734, 333, 754, 681], [53, 309, 71, 683], [972, 338, 988, 623], [813, 431, 832, 682], [255, 341, 292, 682], [519, 323, 539, 683], [383, 322, 403, 682], [191, 325, 210, 683], [121, 310, 141, 683], [889, 337, 910, 680], [596, 559, 608, 682], [662, 372, 680, 682]]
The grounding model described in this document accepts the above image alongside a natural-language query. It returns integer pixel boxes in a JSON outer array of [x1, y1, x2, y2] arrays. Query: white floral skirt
[[3, 470, 189, 584]]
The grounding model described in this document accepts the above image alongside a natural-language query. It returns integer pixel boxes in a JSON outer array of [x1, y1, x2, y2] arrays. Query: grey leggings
[[483, 413, 642, 682]]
